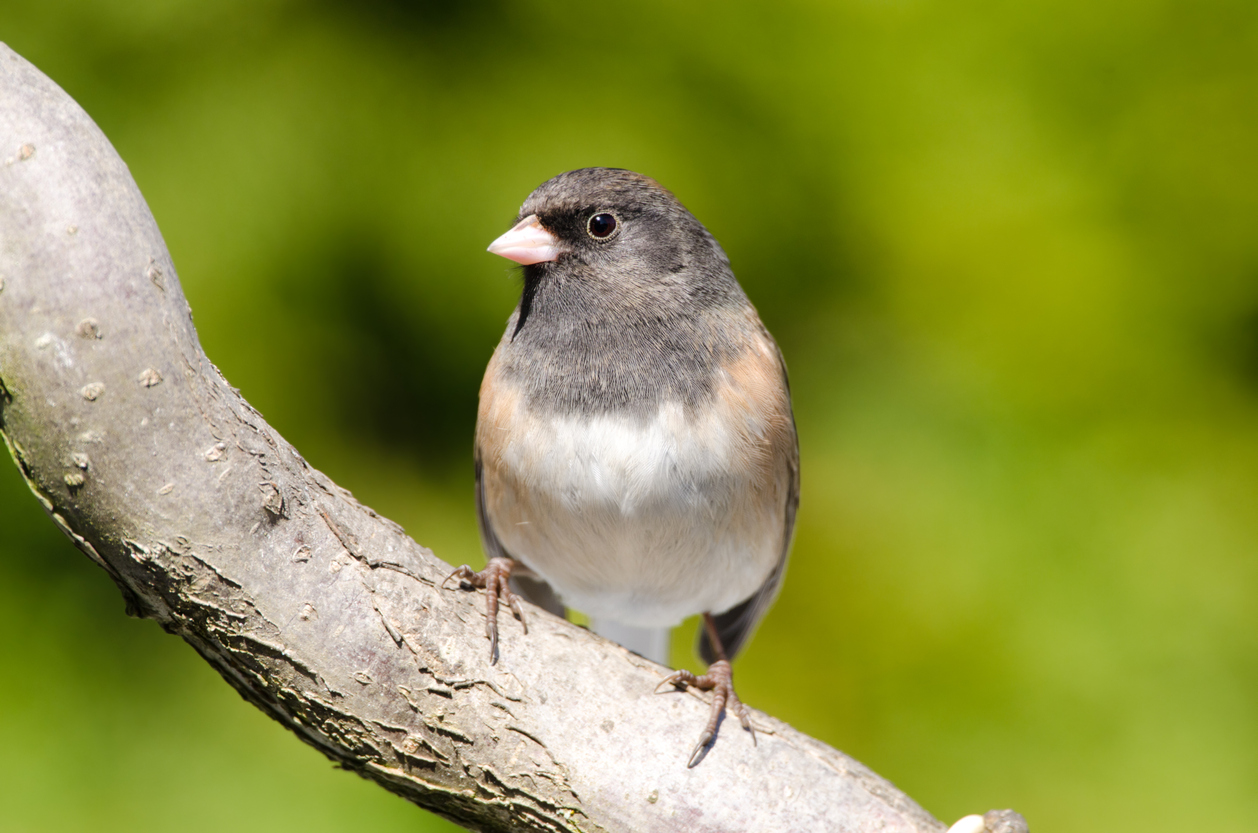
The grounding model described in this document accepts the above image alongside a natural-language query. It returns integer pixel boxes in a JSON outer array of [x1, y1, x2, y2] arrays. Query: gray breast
[[496, 268, 750, 421]]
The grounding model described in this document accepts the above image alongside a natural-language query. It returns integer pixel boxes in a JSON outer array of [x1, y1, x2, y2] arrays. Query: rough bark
[[0, 43, 1017, 833]]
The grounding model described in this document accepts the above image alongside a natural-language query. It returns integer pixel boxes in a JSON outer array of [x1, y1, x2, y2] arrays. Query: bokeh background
[[3, 1, 1258, 830]]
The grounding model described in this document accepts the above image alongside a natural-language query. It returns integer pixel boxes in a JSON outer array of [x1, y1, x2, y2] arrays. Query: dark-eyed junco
[[446, 168, 799, 765]]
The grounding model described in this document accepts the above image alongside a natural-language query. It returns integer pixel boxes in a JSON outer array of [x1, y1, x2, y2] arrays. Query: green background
[[3, 1, 1257, 830]]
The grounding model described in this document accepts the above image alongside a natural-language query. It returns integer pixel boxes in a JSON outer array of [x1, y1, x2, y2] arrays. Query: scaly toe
[[441, 557, 523, 663]]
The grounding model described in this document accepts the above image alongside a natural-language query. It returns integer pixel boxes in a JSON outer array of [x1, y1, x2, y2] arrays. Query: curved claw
[[687, 730, 714, 768], [658, 659, 754, 764], [654, 670, 690, 694], [440, 557, 524, 663], [734, 699, 756, 745], [441, 564, 474, 590]]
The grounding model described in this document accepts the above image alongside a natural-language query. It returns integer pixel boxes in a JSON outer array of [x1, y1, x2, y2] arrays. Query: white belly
[[480, 400, 784, 627]]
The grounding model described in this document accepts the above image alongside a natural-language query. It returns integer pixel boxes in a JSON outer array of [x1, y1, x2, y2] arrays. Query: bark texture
[[0, 43, 1010, 833]]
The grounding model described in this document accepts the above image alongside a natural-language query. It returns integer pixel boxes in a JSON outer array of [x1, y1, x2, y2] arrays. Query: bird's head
[[487, 168, 730, 291]]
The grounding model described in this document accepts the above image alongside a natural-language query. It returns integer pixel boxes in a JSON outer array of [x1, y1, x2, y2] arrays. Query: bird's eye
[[587, 213, 618, 239]]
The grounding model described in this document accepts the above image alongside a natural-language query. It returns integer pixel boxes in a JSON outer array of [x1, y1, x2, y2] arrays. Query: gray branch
[[0, 44, 1022, 833]]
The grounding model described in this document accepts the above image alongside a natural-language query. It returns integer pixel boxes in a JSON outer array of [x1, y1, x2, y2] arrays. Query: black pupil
[[589, 213, 616, 238]]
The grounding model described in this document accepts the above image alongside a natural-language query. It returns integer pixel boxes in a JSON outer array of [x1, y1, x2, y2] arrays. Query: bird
[[444, 168, 799, 766]]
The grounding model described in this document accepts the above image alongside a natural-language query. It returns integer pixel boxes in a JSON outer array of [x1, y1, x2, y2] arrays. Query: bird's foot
[[657, 658, 754, 766], [442, 556, 525, 664]]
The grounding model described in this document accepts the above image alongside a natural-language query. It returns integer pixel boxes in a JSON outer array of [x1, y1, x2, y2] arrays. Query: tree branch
[[0, 43, 1013, 833]]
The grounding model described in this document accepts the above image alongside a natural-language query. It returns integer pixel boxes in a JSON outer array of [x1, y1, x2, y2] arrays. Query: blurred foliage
[[3, 0, 1258, 830]]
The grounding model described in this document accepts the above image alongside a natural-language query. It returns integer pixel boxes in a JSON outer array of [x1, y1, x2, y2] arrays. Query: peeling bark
[[0, 43, 1020, 833]]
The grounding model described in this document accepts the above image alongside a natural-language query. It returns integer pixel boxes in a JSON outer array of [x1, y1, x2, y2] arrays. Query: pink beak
[[487, 214, 562, 265]]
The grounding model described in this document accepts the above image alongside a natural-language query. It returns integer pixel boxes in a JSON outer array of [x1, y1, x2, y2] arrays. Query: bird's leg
[[442, 556, 525, 664], [656, 612, 755, 767]]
